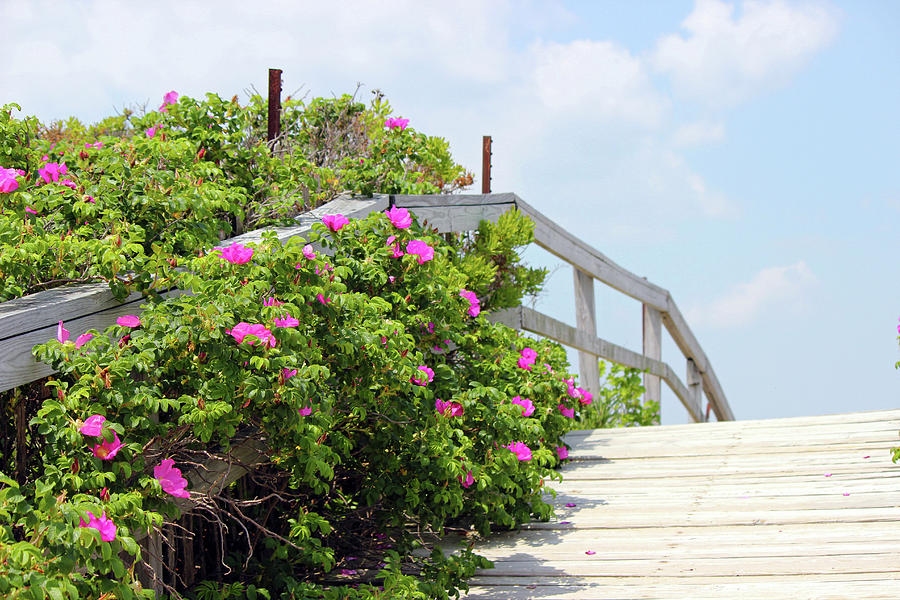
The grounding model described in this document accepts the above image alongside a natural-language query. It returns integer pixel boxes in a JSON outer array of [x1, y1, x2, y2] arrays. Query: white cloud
[[672, 120, 726, 147], [687, 261, 817, 328], [531, 39, 667, 127], [653, 0, 839, 107]]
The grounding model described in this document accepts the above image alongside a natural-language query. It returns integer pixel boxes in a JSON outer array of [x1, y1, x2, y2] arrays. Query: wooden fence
[[391, 193, 733, 422]]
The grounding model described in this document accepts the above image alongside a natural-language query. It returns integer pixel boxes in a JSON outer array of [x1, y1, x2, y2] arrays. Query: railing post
[[267, 68, 282, 144], [573, 268, 600, 396], [481, 135, 492, 194], [686, 357, 704, 422], [642, 304, 662, 417]]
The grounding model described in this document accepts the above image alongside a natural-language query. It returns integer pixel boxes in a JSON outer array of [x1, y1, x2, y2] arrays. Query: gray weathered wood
[[392, 192, 519, 207], [573, 268, 600, 397], [687, 357, 704, 422], [396, 203, 513, 233], [0, 289, 184, 393], [642, 304, 662, 417], [459, 408, 900, 599]]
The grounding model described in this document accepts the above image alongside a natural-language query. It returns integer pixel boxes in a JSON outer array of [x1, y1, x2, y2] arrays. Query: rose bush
[[1, 204, 602, 599]]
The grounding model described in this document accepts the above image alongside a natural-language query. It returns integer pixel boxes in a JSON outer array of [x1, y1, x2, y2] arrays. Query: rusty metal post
[[267, 68, 282, 143], [481, 135, 492, 194]]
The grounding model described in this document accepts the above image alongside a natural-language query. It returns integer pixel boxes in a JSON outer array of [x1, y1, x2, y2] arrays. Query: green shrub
[[578, 362, 658, 429], [1, 206, 588, 599]]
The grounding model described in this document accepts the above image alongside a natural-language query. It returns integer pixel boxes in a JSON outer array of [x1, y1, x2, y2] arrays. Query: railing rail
[[392, 193, 733, 422]]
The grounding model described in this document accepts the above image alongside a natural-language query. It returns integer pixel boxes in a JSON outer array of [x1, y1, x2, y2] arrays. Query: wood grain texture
[[460, 409, 900, 599]]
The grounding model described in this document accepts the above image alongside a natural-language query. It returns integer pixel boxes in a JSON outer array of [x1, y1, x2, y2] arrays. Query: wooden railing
[[392, 193, 733, 422]]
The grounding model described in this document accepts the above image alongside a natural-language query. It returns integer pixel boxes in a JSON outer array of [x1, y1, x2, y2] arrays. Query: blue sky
[[4, 0, 898, 423]]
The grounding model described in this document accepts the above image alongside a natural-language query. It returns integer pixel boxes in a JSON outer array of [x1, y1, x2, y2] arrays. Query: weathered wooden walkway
[[461, 408, 900, 599]]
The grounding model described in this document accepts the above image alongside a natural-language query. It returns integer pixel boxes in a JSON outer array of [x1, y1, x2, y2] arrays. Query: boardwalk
[[461, 409, 900, 599]]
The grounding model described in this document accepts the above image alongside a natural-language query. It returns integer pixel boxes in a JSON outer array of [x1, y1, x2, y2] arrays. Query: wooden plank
[[0, 284, 143, 340], [217, 195, 389, 247], [459, 521, 900, 551], [562, 408, 900, 435], [0, 289, 185, 393], [391, 192, 520, 207], [453, 410, 899, 598], [464, 579, 900, 599], [473, 553, 900, 577], [573, 268, 600, 397], [398, 203, 513, 233]]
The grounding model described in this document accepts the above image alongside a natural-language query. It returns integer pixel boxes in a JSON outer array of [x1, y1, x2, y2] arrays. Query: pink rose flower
[[577, 387, 593, 405], [116, 315, 141, 328], [459, 289, 480, 317], [504, 442, 532, 461], [384, 117, 409, 130], [274, 316, 300, 327], [558, 404, 575, 418], [74, 332, 93, 349], [91, 432, 124, 460], [385, 206, 412, 229], [79, 511, 117, 541], [302, 244, 316, 260], [556, 445, 569, 460], [38, 161, 67, 184], [282, 367, 297, 380], [322, 214, 349, 231], [159, 90, 179, 111], [57, 321, 70, 343], [411, 365, 434, 386], [0, 166, 21, 193], [405, 240, 434, 264], [298, 406, 312, 416], [511, 395, 535, 417], [459, 470, 474, 488], [154, 459, 190, 498], [145, 126, 158, 138], [386, 235, 405, 257], [80, 414, 106, 437], [435, 399, 463, 417], [228, 322, 276, 348], [216, 242, 253, 265]]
